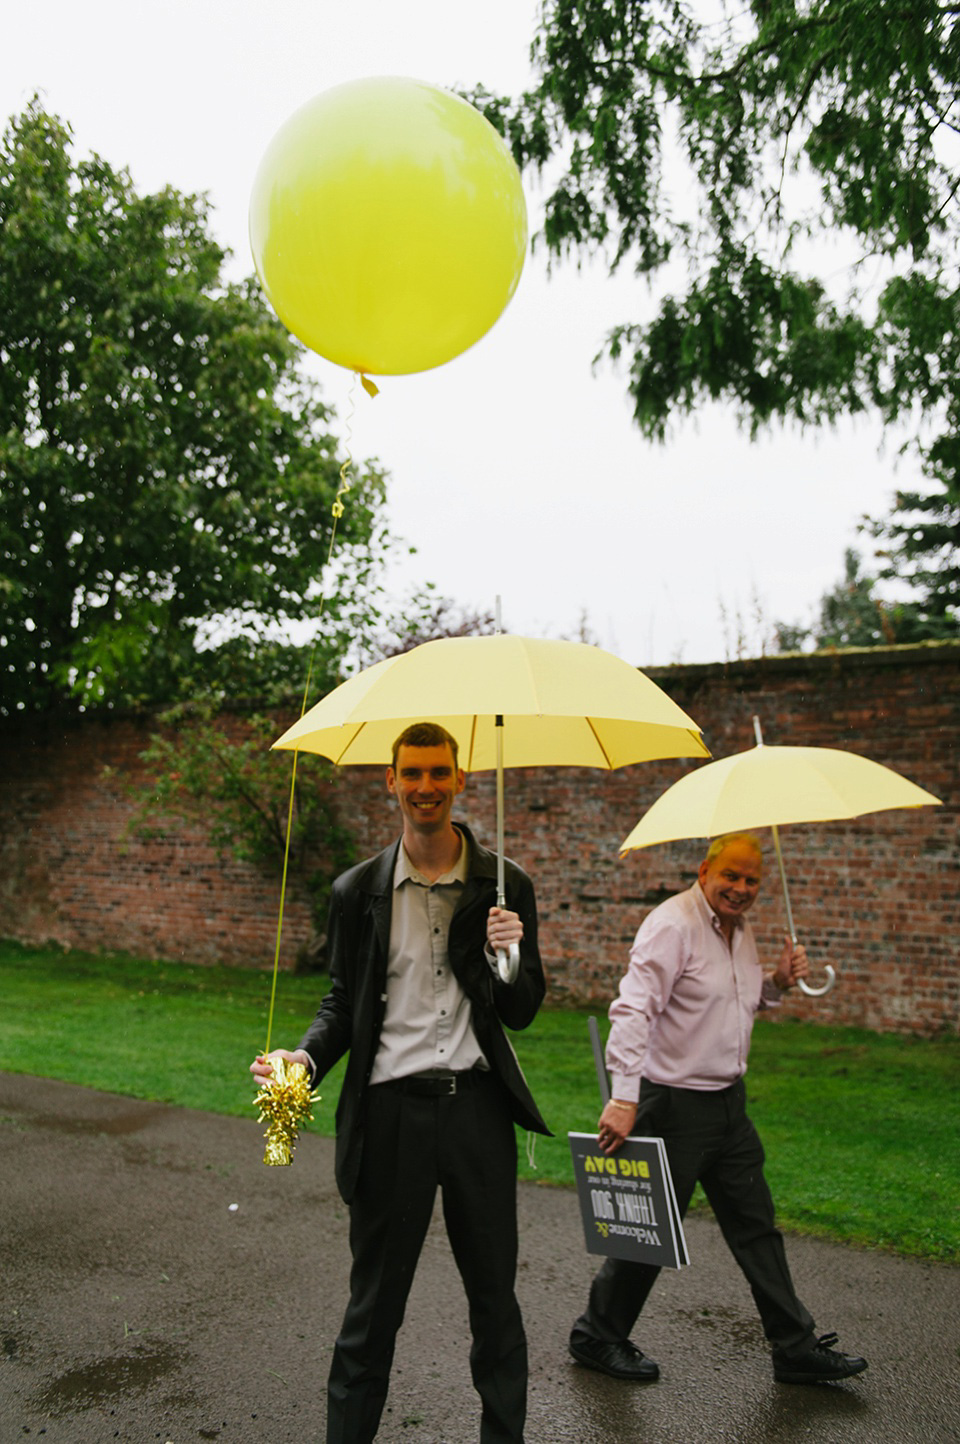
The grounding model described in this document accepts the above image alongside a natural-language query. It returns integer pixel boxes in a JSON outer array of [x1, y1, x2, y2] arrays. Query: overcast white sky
[[3, 0, 923, 666]]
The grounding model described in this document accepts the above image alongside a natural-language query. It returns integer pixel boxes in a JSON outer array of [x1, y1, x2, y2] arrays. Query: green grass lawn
[[2, 938, 958, 1263]]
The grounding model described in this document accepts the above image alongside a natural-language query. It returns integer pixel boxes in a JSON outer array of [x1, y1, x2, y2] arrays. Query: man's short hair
[[704, 832, 763, 867], [391, 722, 460, 771]]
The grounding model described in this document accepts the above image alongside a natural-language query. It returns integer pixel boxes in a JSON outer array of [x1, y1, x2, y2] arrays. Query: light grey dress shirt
[[368, 837, 491, 1084]]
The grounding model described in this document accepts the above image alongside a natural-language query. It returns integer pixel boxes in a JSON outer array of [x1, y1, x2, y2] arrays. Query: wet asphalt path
[[1, 1072, 957, 1444]]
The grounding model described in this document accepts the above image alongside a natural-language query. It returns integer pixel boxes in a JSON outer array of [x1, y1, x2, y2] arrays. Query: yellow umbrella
[[274, 634, 708, 769], [619, 716, 941, 996], [273, 631, 709, 980]]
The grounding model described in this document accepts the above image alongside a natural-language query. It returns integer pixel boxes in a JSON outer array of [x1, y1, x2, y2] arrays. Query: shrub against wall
[[1, 644, 957, 1033]]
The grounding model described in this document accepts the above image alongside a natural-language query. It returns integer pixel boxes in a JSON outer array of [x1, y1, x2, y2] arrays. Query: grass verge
[[2, 938, 957, 1263]]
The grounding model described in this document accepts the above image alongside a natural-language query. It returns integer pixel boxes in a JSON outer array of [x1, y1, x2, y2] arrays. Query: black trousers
[[572, 1078, 815, 1357], [326, 1072, 527, 1444]]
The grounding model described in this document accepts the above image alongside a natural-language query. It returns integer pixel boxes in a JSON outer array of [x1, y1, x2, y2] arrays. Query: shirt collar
[[394, 827, 468, 889], [693, 879, 742, 935]]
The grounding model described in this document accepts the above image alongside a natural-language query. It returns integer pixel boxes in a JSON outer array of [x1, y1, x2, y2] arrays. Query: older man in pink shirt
[[569, 833, 869, 1388]]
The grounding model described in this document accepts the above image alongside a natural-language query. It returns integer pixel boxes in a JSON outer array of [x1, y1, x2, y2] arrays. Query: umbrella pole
[[496, 712, 506, 903], [493, 598, 520, 984], [754, 717, 836, 998], [770, 820, 797, 942], [495, 712, 521, 984]]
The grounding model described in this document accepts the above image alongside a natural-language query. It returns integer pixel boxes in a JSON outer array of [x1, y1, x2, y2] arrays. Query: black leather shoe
[[773, 1332, 868, 1384], [569, 1333, 660, 1382]]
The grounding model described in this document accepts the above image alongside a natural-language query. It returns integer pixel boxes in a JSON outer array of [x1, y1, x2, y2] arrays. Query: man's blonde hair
[[704, 832, 763, 866]]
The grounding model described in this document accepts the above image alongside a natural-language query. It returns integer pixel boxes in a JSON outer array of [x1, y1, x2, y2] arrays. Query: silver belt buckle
[[446, 1075, 458, 1095]]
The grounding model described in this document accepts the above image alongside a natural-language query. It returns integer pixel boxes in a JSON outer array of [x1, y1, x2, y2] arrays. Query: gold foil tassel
[[254, 1057, 319, 1167]]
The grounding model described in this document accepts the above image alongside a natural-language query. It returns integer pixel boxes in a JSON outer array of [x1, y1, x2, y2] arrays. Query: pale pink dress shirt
[[607, 881, 781, 1099]]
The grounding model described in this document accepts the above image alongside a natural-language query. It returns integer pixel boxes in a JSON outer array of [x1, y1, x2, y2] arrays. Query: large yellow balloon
[[249, 76, 528, 376]]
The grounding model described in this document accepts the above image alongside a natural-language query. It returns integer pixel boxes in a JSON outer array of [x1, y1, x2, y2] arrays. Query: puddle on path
[[22, 1105, 170, 1138], [37, 1340, 184, 1414]]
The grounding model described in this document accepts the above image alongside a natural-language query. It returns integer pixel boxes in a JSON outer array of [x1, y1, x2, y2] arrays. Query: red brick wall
[[2, 643, 957, 1034], [0, 711, 313, 970]]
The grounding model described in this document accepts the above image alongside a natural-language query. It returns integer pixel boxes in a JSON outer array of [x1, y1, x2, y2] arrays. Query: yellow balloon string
[[258, 370, 374, 1162], [263, 371, 365, 1054]]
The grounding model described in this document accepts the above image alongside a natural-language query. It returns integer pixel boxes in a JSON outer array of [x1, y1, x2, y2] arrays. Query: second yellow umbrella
[[619, 717, 941, 996]]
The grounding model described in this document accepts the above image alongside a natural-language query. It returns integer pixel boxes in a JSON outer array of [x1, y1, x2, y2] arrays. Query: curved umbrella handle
[[497, 942, 521, 985], [797, 964, 837, 998]]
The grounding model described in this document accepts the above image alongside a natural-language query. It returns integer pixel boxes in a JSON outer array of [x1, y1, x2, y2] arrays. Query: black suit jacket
[[298, 822, 550, 1202]]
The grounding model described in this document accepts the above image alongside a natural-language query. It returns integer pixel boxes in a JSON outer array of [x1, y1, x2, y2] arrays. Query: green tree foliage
[[776, 547, 893, 649], [0, 101, 388, 714], [775, 545, 956, 650], [869, 478, 960, 638], [474, 0, 960, 635]]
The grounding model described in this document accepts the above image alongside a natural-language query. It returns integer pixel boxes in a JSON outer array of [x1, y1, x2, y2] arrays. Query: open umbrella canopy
[[273, 634, 709, 769], [619, 744, 941, 853], [618, 733, 942, 998], [273, 633, 708, 984]]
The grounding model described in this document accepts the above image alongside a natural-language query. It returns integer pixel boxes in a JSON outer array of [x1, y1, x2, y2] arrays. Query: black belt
[[374, 1069, 487, 1097]]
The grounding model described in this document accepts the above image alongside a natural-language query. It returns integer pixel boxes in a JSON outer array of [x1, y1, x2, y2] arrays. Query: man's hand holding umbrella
[[771, 936, 810, 993], [486, 905, 524, 962]]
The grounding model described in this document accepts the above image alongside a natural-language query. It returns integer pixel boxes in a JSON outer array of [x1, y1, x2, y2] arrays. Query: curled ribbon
[[332, 458, 351, 520], [255, 1057, 319, 1167]]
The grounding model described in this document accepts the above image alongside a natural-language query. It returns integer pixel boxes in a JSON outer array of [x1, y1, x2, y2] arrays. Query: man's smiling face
[[386, 742, 465, 838], [698, 839, 763, 933]]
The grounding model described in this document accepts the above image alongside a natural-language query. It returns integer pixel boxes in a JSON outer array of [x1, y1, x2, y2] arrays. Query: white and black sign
[[568, 1131, 689, 1269]]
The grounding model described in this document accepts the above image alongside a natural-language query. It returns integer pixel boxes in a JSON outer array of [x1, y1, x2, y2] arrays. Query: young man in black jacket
[[252, 722, 549, 1443]]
